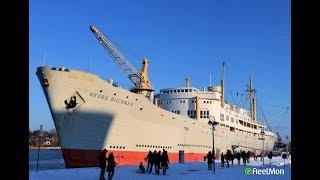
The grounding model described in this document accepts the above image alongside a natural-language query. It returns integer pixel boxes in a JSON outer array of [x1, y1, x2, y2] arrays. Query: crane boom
[[89, 25, 150, 89], [268, 106, 290, 122]]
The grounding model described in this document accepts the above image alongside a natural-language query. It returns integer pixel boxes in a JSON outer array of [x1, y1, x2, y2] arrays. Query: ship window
[[170, 101, 171, 103], [178, 90, 181, 92], [204, 101, 206, 103], [220, 114, 224, 121], [206, 111, 209, 118], [109, 146, 112, 148], [181, 89, 184, 92], [174, 90, 176, 93], [183, 100, 185, 103], [170, 90, 173, 93], [187, 110, 190, 115], [192, 100, 194, 103], [190, 89, 193, 92], [231, 117, 234, 122], [244, 122, 246, 126], [226, 115, 229, 121], [185, 89, 189, 92]]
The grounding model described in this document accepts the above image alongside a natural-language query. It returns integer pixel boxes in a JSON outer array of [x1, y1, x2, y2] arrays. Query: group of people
[[99, 149, 116, 180], [140, 149, 170, 175], [204, 150, 255, 170], [221, 150, 252, 167]]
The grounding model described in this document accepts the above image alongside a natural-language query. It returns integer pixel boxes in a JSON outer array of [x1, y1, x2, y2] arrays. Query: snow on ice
[[30, 156, 291, 180]]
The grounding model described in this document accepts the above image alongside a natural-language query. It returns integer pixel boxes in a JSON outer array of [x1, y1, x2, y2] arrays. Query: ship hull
[[36, 67, 276, 168], [62, 148, 205, 167]]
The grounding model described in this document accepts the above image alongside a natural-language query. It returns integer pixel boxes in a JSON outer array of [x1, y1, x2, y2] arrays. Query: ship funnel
[[185, 77, 191, 87]]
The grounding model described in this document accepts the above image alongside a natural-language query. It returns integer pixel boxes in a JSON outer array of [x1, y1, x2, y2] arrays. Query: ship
[[36, 25, 279, 168]]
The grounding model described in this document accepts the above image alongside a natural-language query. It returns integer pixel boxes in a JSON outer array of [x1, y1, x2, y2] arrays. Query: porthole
[[135, 99, 138, 101], [116, 146, 119, 149], [140, 108, 143, 110], [114, 93, 117, 95], [109, 146, 112, 148], [113, 146, 115, 148], [126, 96, 129, 98]]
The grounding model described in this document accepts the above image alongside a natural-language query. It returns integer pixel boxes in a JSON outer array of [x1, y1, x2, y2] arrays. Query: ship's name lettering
[[89, 92, 133, 106]]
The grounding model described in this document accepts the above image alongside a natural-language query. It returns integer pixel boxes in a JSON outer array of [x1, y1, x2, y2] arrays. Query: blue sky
[[29, 0, 291, 138]]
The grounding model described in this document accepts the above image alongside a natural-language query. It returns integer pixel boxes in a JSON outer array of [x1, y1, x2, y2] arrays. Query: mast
[[247, 75, 257, 122], [221, 62, 225, 108]]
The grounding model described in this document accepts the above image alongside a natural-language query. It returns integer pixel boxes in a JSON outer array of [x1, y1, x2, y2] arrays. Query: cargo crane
[[89, 25, 154, 100], [257, 100, 290, 133]]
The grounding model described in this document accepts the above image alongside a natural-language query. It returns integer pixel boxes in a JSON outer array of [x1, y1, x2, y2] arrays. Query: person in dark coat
[[106, 152, 116, 180], [137, 162, 146, 173], [145, 150, 152, 172], [155, 151, 162, 174], [246, 151, 250, 163], [231, 152, 234, 165], [236, 152, 241, 165], [98, 149, 108, 180], [220, 153, 225, 167], [225, 150, 232, 167], [241, 151, 246, 165], [149, 150, 157, 174], [206, 151, 214, 170], [268, 151, 273, 165], [161, 150, 170, 175]]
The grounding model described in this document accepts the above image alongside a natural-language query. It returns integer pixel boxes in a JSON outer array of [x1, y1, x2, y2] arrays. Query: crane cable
[[273, 111, 288, 132], [256, 95, 273, 132]]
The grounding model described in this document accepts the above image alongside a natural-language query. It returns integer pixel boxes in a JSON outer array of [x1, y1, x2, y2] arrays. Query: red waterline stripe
[[61, 149, 207, 168]]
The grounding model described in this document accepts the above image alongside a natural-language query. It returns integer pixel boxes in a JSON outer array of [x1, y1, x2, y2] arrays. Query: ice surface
[[30, 156, 291, 180]]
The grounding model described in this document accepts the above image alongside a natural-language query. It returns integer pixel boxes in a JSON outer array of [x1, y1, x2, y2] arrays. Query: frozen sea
[[30, 150, 291, 180]]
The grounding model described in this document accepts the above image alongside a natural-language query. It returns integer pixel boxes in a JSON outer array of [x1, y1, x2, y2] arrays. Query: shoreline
[[29, 146, 61, 150]]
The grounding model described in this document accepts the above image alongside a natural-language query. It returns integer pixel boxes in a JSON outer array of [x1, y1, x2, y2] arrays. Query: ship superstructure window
[[187, 110, 196, 118], [172, 110, 180, 114], [200, 110, 209, 118], [178, 90, 181, 92], [174, 90, 176, 93], [185, 89, 189, 92], [220, 114, 224, 121], [231, 117, 234, 122], [226, 115, 229, 121]]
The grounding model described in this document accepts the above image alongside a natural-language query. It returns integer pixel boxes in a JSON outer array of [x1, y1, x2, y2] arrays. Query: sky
[[29, 0, 291, 138]]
